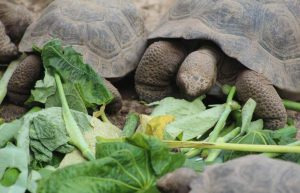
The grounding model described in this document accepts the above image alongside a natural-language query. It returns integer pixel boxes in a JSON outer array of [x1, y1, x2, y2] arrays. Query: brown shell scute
[[19, 0, 147, 79], [150, 0, 300, 96]]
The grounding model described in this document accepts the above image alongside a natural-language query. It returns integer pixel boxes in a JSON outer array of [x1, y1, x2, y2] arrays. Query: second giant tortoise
[[9, 0, 147, 112], [135, 0, 300, 129], [157, 155, 300, 193]]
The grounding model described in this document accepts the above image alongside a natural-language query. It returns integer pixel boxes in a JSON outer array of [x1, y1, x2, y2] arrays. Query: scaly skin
[[135, 41, 287, 129], [7, 55, 42, 105], [0, 21, 18, 63], [135, 40, 186, 102]]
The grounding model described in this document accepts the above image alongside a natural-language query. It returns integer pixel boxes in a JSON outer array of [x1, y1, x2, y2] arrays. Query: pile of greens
[[0, 39, 117, 193], [145, 86, 300, 166], [0, 39, 300, 193]]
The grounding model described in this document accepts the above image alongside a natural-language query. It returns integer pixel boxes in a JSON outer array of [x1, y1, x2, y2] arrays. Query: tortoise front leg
[[236, 70, 287, 129], [135, 40, 186, 102], [177, 46, 221, 99]]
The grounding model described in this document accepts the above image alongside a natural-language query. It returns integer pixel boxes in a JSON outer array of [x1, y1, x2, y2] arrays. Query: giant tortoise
[[135, 0, 300, 129], [8, 0, 147, 112], [157, 155, 300, 193]]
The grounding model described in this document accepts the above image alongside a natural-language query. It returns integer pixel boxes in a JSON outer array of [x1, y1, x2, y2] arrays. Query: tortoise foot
[[135, 40, 186, 102], [236, 69, 287, 129]]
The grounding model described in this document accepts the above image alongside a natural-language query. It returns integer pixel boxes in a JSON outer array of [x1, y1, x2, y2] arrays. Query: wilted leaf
[[146, 115, 175, 139]]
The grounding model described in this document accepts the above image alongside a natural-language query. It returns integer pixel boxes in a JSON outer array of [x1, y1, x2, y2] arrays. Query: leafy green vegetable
[[31, 70, 56, 104], [283, 99, 300, 112], [165, 104, 225, 140], [247, 119, 264, 132], [207, 86, 238, 143], [30, 39, 115, 160], [240, 98, 256, 134], [59, 116, 122, 168], [54, 74, 94, 160], [272, 126, 297, 142], [223, 129, 276, 160], [0, 144, 28, 193], [28, 107, 91, 163], [0, 54, 26, 104], [0, 168, 20, 187], [31, 70, 87, 113], [183, 157, 205, 173], [0, 105, 121, 192], [0, 119, 23, 147], [37, 134, 185, 193], [122, 113, 139, 137], [206, 127, 241, 162], [45, 83, 87, 113], [149, 96, 205, 118], [0, 107, 37, 193], [40, 39, 113, 107], [221, 124, 298, 161]]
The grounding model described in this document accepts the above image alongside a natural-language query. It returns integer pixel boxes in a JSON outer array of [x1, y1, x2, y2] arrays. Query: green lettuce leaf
[[40, 39, 113, 107], [240, 98, 256, 133], [31, 70, 56, 104], [224, 129, 277, 161], [165, 105, 225, 140], [0, 108, 34, 193], [150, 96, 206, 118], [28, 107, 91, 163], [45, 83, 87, 113], [0, 144, 28, 193], [37, 134, 185, 193]]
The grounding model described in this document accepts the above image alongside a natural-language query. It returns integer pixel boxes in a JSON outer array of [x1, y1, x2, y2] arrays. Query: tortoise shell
[[19, 0, 147, 78], [190, 155, 300, 193], [149, 0, 300, 99], [157, 155, 300, 193]]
